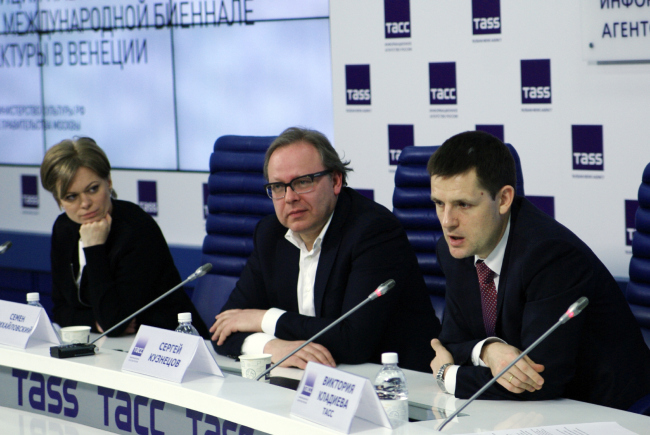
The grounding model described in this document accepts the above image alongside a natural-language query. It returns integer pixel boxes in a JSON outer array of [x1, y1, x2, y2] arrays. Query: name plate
[[122, 325, 223, 383], [0, 300, 60, 348], [291, 362, 391, 433]]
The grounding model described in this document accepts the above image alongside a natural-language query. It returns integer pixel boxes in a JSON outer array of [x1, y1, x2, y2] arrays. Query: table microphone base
[[50, 343, 98, 358], [270, 376, 300, 391]]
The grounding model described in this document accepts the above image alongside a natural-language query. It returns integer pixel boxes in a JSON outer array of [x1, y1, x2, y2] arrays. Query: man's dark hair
[[427, 130, 516, 199], [264, 127, 353, 185]]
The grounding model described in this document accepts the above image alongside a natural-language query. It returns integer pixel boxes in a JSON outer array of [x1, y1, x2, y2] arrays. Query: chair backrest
[[628, 392, 650, 416], [627, 162, 650, 349], [192, 135, 276, 327], [392, 144, 525, 320]]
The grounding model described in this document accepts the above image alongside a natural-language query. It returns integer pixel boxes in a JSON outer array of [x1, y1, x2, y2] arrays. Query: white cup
[[60, 326, 91, 344], [239, 354, 273, 382]]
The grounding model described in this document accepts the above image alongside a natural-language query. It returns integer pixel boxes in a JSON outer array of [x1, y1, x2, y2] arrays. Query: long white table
[[1, 336, 648, 434]]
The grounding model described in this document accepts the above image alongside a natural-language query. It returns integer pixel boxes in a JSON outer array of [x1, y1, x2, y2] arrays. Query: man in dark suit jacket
[[209, 127, 440, 372], [428, 131, 650, 410]]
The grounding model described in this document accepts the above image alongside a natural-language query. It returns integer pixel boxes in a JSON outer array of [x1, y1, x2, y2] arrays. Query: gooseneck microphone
[[254, 279, 396, 381], [50, 263, 213, 358], [0, 241, 12, 254], [437, 296, 589, 432], [558, 297, 589, 324]]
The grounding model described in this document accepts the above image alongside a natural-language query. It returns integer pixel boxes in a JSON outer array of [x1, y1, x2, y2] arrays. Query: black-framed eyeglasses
[[264, 170, 332, 199]]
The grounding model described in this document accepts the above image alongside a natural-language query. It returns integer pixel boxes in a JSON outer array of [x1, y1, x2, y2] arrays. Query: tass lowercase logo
[[472, 0, 501, 35], [131, 336, 149, 359], [626, 200, 639, 247], [521, 59, 551, 104], [138, 180, 158, 216], [21, 175, 39, 209], [355, 189, 375, 201], [384, 0, 410, 38], [572, 125, 603, 171], [345, 65, 371, 105], [475, 125, 504, 142], [301, 371, 318, 397], [527, 196, 555, 219], [297, 370, 318, 404], [429, 62, 457, 105], [388, 124, 414, 166]]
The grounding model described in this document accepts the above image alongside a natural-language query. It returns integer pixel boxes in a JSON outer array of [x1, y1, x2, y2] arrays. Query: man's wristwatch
[[436, 363, 453, 394]]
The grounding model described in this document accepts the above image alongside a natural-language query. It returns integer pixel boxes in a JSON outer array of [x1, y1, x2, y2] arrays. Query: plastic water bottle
[[175, 312, 199, 336], [373, 352, 409, 423], [26, 292, 43, 308]]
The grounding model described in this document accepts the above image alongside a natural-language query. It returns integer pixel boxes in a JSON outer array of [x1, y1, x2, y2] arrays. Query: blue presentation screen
[[0, 0, 333, 171]]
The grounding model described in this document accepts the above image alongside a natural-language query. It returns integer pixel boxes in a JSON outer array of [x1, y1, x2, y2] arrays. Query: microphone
[[559, 297, 588, 324], [50, 263, 213, 358], [254, 279, 395, 381], [368, 279, 394, 300], [0, 241, 12, 254], [436, 296, 589, 432], [187, 263, 213, 280]]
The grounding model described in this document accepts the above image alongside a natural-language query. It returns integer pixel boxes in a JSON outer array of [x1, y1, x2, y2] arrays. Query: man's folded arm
[[451, 241, 593, 401]]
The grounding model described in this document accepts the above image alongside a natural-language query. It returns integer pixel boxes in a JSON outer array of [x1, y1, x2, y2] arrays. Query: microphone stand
[[255, 279, 395, 381], [50, 263, 213, 358], [437, 297, 589, 432]]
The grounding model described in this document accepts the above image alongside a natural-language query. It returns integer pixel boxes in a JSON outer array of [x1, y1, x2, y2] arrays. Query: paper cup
[[60, 326, 91, 344], [239, 354, 273, 382]]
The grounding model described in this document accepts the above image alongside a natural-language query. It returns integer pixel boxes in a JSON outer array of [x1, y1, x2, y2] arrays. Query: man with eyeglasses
[[210, 127, 441, 372]]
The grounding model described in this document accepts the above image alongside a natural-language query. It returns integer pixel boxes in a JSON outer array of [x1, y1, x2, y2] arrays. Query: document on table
[[459, 422, 637, 435]]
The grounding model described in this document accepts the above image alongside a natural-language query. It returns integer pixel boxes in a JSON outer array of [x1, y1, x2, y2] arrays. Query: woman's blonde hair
[[40, 137, 114, 205]]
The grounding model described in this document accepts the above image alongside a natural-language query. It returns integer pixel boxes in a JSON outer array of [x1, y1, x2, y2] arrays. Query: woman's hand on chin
[[80, 213, 112, 247]]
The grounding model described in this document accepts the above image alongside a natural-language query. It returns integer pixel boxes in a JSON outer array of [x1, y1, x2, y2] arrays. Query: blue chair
[[192, 135, 276, 328], [627, 162, 650, 349], [628, 393, 650, 416], [623, 162, 650, 417], [392, 145, 525, 320]]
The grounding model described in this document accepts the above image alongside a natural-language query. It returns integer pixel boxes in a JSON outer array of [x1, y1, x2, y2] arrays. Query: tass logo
[[527, 196, 555, 219], [388, 124, 414, 166], [384, 0, 410, 38], [138, 180, 158, 216], [301, 371, 318, 397], [472, 0, 501, 35], [521, 59, 551, 104], [21, 175, 39, 209], [98, 387, 166, 434], [355, 189, 375, 201], [132, 336, 149, 358], [475, 125, 504, 142], [203, 182, 209, 219], [572, 125, 604, 171], [12, 369, 79, 418], [429, 62, 457, 105], [626, 200, 639, 247], [345, 65, 371, 105]]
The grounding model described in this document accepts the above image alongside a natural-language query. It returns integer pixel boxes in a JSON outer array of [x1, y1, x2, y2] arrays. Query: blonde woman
[[40, 137, 208, 337]]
